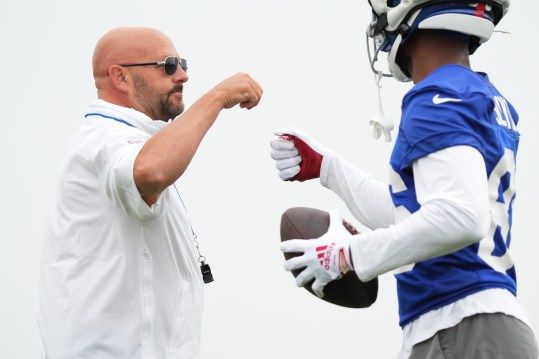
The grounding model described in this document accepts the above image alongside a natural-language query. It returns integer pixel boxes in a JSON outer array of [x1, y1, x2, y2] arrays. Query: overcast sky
[[1, 0, 538, 358]]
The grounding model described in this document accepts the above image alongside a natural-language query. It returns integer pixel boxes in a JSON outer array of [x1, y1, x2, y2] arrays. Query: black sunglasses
[[119, 56, 188, 75]]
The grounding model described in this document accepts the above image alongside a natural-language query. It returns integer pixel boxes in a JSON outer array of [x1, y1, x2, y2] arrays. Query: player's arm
[[320, 154, 394, 230], [135, 73, 262, 205], [351, 145, 489, 281], [281, 145, 489, 295], [270, 127, 394, 229]]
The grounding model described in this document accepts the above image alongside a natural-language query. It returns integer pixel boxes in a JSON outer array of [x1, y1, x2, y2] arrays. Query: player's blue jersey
[[389, 64, 520, 327]]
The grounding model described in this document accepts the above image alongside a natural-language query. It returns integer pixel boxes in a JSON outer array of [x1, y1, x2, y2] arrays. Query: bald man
[[38, 27, 262, 358]]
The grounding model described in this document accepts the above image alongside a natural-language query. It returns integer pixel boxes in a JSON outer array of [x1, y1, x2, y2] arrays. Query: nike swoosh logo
[[432, 94, 462, 105]]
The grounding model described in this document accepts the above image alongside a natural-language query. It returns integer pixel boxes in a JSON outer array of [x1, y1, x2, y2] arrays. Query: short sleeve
[[84, 122, 166, 221], [392, 87, 491, 171]]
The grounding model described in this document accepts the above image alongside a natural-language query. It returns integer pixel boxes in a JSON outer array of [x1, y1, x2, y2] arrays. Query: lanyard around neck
[[85, 111, 213, 282]]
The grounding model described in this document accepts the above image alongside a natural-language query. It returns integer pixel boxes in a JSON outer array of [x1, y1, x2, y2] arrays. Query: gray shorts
[[408, 313, 538, 359]]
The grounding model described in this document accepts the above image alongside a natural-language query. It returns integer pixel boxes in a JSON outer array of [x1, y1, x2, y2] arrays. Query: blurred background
[[1, 0, 537, 357]]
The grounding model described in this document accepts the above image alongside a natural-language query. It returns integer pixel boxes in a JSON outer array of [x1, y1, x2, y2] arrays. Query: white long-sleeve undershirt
[[320, 145, 490, 282]]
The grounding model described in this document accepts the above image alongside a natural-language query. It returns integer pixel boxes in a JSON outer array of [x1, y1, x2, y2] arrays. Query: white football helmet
[[366, 0, 510, 82]]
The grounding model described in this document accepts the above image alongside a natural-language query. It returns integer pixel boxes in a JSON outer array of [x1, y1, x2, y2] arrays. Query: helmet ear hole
[[395, 51, 411, 79], [468, 36, 481, 54], [394, 23, 413, 80]]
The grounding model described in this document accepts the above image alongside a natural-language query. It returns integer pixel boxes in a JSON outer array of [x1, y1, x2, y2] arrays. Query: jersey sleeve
[[393, 87, 491, 171], [350, 146, 490, 282], [320, 154, 395, 230], [83, 122, 166, 221]]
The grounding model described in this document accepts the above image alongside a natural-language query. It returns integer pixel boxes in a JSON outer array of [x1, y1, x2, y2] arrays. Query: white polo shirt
[[39, 100, 204, 358]]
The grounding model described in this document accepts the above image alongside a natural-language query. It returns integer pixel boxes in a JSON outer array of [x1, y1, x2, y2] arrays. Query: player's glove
[[280, 209, 353, 298], [270, 127, 332, 181]]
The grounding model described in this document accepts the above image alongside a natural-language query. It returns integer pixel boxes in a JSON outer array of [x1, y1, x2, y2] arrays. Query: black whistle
[[200, 261, 214, 284]]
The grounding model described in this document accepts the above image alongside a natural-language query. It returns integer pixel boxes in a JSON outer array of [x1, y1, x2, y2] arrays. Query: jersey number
[[478, 148, 516, 273], [391, 148, 516, 275]]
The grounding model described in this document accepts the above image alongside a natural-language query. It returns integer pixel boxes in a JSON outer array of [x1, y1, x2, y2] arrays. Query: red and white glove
[[280, 209, 354, 298], [270, 127, 331, 181]]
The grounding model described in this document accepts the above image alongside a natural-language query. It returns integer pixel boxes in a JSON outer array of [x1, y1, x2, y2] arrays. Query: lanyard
[[85, 112, 214, 283]]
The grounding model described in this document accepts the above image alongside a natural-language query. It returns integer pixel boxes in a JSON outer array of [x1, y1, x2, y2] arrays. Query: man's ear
[[107, 65, 130, 93]]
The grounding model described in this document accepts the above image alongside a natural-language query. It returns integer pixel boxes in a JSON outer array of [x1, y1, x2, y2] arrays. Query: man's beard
[[133, 74, 185, 121]]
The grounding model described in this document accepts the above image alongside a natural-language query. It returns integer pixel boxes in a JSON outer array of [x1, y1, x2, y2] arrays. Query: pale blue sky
[[1, 1, 537, 357]]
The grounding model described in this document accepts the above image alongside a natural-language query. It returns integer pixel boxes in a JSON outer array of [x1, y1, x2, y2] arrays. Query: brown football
[[280, 207, 378, 308]]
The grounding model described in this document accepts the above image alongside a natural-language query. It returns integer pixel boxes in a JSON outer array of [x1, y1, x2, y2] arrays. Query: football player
[[270, 1, 538, 357]]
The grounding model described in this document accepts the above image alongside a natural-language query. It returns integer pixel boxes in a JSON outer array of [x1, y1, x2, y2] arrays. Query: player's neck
[[408, 32, 471, 84]]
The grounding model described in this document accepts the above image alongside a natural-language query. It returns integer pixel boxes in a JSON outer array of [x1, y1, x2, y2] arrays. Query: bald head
[[93, 27, 174, 80]]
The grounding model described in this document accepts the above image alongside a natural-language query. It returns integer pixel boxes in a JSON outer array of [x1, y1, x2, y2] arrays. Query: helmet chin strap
[[368, 70, 394, 142]]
